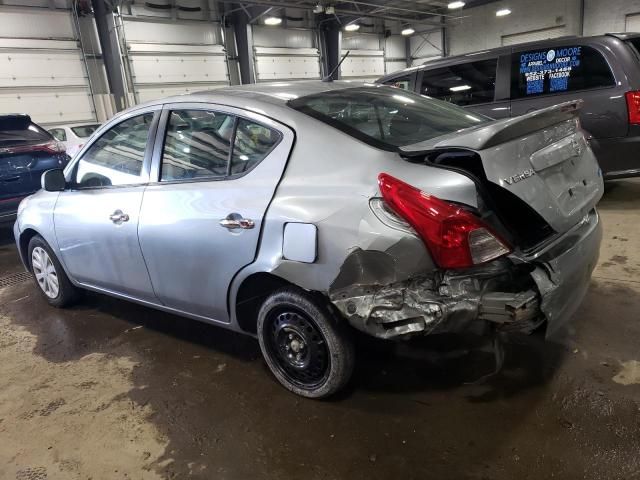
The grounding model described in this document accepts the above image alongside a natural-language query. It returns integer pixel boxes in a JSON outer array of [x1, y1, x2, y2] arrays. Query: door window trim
[[64, 107, 162, 191], [149, 103, 284, 185]]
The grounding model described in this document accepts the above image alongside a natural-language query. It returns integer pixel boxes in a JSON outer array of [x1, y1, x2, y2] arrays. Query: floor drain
[[0, 271, 32, 289]]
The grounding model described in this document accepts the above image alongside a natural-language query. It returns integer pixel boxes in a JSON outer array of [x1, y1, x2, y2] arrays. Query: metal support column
[[232, 10, 255, 84], [318, 17, 340, 80], [91, 0, 127, 110]]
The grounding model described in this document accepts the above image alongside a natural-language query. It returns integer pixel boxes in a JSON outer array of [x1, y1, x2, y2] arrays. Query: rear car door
[[54, 110, 160, 301], [0, 116, 67, 222], [416, 55, 511, 119], [138, 105, 294, 322]]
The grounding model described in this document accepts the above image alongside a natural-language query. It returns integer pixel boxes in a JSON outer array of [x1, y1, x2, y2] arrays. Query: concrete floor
[[1, 181, 640, 480]]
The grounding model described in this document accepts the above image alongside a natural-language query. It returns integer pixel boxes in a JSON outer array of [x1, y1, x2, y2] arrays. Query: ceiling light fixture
[[313, 4, 323, 13], [496, 8, 511, 16], [344, 23, 360, 31], [450, 85, 472, 92], [447, 1, 465, 9], [325, 5, 335, 14], [264, 16, 282, 25], [401, 27, 415, 36]]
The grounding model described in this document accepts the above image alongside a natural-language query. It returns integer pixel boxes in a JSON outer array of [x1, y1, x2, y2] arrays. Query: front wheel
[[28, 235, 79, 308], [257, 287, 355, 399]]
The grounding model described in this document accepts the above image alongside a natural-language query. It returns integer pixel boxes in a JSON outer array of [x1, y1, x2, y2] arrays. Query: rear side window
[[420, 59, 498, 106], [231, 118, 281, 175], [288, 87, 488, 150], [0, 116, 51, 147], [511, 45, 615, 99], [160, 110, 282, 181], [161, 110, 234, 181]]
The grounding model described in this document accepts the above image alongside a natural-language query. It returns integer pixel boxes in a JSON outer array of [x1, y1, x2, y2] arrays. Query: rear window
[[71, 124, 100, 138], [0, 116, 51, 147], [626, 38, 640, 59], [288, 87, 488, 150], [511, 45, 615, 99]]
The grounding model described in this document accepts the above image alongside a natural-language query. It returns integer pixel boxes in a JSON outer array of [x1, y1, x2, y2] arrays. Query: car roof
[[114, 80, 376, 125], [378, 33, 640, 81]]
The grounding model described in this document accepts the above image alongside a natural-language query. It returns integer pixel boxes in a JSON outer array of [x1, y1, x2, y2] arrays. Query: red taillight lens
[[2, 141, 65, 155], [626, 91, 640, 125], [378, 173, 511, 269]]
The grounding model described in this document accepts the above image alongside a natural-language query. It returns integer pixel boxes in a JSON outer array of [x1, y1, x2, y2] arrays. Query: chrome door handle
[[220, 215, 255, 230], [109, 209, 130, 224]]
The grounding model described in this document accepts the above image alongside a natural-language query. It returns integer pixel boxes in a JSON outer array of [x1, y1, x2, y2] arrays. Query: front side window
[[161, 110, 234, 181], [381, 73, 412, 91], [74, 113, 154, 188], [511, 45, 615, 99], [231, 119, 281, 175], [420, 59, 498, 106], [289, 87, 488, 150]]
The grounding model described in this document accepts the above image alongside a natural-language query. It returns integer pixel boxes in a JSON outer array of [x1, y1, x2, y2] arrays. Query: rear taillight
[[625, 91, 640, 124], [378, 173, 511, 269], [2, 141, 65, 155]]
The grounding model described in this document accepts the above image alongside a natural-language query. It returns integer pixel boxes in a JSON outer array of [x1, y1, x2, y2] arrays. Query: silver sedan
[[14, 81, 603, 398]]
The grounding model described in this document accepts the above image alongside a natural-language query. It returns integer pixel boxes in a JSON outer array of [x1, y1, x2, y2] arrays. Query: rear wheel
[[28, 235, 79, 308], [257, 287, 355, 399]]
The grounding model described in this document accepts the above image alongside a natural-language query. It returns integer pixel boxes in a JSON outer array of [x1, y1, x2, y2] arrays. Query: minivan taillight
[[378, 173, 511, 269], [625, 91, 640, 124], [2, 141, 65, 155]]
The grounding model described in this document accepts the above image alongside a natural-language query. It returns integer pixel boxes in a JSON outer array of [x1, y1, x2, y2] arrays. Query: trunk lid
[[400, 100, 604, 236]]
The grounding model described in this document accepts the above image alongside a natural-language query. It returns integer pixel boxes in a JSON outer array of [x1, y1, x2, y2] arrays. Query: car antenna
[[322, 50, 350, 82]]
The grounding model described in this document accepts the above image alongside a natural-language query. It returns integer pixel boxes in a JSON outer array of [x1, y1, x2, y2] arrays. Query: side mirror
[[41, 169, 66, 192]]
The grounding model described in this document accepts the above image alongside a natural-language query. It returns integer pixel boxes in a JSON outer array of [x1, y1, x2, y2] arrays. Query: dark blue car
[[0, 114, 69, 223]]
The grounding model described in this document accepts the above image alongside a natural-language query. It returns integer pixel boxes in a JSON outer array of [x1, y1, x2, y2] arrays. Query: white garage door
[[0, 7, 95, 126], [252, 26, 320, 82], [501, 26, 566, 46], [339, 49, 385, 82], [123, 18, 228, 104], [625, 13, 640, 32]]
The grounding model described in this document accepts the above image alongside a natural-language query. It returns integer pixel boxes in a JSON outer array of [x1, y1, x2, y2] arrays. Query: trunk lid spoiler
[[399, 100, 583, 154]]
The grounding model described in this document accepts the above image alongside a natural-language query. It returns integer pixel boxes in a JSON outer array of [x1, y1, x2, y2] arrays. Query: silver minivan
[[14, 82, 603, 398]]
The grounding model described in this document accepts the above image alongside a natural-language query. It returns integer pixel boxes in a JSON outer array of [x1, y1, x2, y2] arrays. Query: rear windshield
[[71, 124, 100, 138], [288, 86, 488, 150], [626, 38, 640, 59], [0, 116, 51, 147]]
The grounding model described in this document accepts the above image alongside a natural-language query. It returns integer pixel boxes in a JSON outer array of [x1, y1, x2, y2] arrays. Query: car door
[[138, 104, 294, 322], [54, 109, 160, 301], [416, 55, 511, 119]]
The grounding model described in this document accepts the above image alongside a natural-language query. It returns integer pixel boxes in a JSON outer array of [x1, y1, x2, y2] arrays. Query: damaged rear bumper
[[330, 210, 601, 340]]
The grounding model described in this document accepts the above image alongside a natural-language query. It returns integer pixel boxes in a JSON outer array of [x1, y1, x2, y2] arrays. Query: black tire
[[27, 234, 79, 308], [257, 286, 355, 399]]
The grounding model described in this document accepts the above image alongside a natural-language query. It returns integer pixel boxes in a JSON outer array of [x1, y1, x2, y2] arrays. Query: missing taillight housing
[[626, 91, 640, 125], [378, 173, 511, 269]]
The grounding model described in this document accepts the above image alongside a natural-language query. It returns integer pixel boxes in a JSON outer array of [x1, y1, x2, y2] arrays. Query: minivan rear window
[[511, 45, 615, 99], [288, 87, 488, 150]]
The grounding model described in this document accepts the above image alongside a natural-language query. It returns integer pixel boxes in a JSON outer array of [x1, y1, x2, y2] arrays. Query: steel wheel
[[265, 308, 330, 389], [31, 246, 59, 299]]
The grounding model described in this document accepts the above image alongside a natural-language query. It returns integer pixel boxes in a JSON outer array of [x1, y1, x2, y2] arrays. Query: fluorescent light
[[264, 16, 282, 25], [325, 5, 335, 14], [448, 1, 465, 9], [344, 23, 360, 31], [450, 85, 471, 92], [401, 27, 415, 36], [313, 4, 323, 13], [496, 8, 511, 16]]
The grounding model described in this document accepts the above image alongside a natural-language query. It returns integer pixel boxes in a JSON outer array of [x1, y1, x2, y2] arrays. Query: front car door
[[138, 104, 294, 322], [54, 109, 160, 301]]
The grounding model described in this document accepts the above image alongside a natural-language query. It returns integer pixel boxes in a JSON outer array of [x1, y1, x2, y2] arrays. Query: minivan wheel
[[257, 287, 355, 399], [28, 235, 79, 308]]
